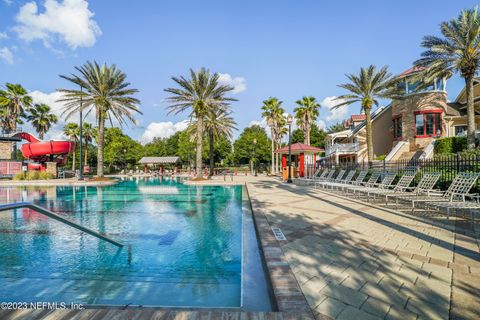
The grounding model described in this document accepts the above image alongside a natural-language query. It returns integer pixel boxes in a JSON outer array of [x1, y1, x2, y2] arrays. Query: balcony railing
[[325, 142, 359, 156]]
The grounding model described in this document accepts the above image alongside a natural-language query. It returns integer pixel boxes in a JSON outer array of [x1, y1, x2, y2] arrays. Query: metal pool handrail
[[0, 202, 123, 247]]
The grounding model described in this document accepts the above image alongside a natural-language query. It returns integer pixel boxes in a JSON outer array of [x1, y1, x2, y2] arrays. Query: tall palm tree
[[64, 123, 79, 171], [205, 110, 236, 176], [58, 61, 141, 177], [82, 122, 95, 166], [27, 103, 58, 139], [333, 65, 398, 162], [0, 83, 32, 132], [261, 97, 284, 174], [187, 109, 237, 176], [415, 7, 480, 149], [165, 68, 236, 179], [294, 96, 321, 145]]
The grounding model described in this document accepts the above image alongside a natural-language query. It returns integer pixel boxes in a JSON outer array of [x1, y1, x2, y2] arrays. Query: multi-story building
[[325, 67, 480, 164]]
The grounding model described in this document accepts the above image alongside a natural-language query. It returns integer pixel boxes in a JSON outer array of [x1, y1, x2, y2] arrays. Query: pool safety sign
[[271, 227, 287, 241]]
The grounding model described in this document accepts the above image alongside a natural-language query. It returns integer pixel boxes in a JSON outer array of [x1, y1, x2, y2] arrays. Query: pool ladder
[[0, 202, 123, 247]]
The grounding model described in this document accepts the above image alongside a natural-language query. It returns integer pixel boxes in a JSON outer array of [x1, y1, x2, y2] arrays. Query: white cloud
[[0, 47, 13, 64], [29, 90, 101, 139], [14, 0, 102, 49], [29, 90, 66, 117], [248, 119, 270, 133], [3, 0, 13, 5], [218, 73, 247, 94], [0, 32, 8, 40], [316, 119, 326, 130], [141, 120, 189, 144], [321, 96, 349, 122]]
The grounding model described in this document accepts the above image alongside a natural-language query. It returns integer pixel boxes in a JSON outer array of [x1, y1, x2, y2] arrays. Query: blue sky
[[0, 0, 478, 142]]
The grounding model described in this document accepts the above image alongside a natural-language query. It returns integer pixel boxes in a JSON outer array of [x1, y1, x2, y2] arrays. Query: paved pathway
[[247, 177, 480, 320]]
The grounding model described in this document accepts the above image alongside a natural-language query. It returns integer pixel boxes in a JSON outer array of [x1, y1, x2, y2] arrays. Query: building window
[[393, 117, 402, 139], [414, 111, 442, 137], [434, 78, 445, 91], [455, 125, 468, 136]]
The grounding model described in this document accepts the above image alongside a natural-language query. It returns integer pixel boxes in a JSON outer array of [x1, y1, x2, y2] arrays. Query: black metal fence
[[321, 154, 480, 192]]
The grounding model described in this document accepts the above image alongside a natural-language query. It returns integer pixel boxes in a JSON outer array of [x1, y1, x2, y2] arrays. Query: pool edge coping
[[244, 182, 315, 319]]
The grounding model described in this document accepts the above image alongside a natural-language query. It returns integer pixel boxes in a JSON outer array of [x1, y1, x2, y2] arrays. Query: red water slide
[[14, 132, 76, 166]]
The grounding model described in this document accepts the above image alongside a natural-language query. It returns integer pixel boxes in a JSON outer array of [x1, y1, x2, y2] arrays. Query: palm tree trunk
[[466, 76, 476, 149], [305, 125, 310, 145], [72, 149, 76, 172], [209, 129, 214, 177], [305, 115, 310, 145], [97, 115, 105, 177], [39, 132, 44, 140], [271, 128, 275, 174], [84, 140, 88, 166], [365, 107, 374, 162], [275, 141, 279, 173], [196, 116, 204, 179]]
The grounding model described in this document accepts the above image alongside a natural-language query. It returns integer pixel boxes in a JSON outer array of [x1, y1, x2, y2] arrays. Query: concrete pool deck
[[1, 175, 479, 319]]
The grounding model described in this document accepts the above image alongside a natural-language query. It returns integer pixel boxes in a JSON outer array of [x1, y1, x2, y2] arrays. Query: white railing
[[325, 142, 359, 156], [419, 140, 435, 160], [385, 140, 409, 162]]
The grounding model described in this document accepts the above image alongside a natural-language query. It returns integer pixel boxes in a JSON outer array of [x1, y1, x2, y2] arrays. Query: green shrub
[[25, 171, 40, 180], [38, 171, 54, 180], [452, 137, 467, 153], [13, 172, 25, 180], [12, 171, 55, 180], [458, 148, 480, 157], [374, 155, 386, 161], [434, 137, 467, 155]]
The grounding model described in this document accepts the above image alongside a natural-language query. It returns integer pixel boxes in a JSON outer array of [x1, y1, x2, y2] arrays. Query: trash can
[[282, 166, 295, 181]]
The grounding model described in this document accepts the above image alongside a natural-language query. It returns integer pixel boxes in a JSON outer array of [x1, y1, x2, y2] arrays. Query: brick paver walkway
[[247, 177, 480, 320]]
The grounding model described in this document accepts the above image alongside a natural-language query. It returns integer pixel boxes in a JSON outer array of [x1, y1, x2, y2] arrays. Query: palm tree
[[187, 109, 237, 176], [165, 68, 236, 179], [261, 97, 284, 174], [58, 61, 141, 177], [414, 7, 480, 149], [294, 96, 321, 145], [82, 122, 95, 166], [64, 123, 79, 171], [0, 83, 32, 132], [27, 104, 58, 139], [333, 65, 398, 162]]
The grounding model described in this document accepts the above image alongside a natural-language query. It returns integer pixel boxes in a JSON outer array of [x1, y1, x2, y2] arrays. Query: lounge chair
[[353, 171, 397, 200], [335, 170, 368, 193], [322, 170, 357, 190], [296, 166, 323, 184], [361, 171, 417, 204], [299, 168, 329, 185], [315, 169, 349, 189], [428, 195, 480, 221], [393, 172, 480, 213], [343, 171, 382, 195], [315, 169, 346, 189]]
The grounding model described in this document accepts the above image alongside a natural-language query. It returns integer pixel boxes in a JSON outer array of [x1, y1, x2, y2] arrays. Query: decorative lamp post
[[78, 85, 84, 180], [253, 138, 258, 177], [286, 114, 293, 183]]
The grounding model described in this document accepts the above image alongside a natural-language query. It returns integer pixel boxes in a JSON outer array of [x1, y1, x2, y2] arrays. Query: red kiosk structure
[[275, 143, 324, 180]]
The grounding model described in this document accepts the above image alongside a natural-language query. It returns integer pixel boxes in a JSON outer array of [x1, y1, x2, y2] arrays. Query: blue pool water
[[0, 177, 272, 309]]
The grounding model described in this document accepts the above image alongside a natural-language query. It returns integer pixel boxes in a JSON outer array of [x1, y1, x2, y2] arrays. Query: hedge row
[[434, 137, 467, 155]]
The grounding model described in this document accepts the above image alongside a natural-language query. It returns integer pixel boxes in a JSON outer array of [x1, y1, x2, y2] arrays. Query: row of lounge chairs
[[300, 168, 480, 221]]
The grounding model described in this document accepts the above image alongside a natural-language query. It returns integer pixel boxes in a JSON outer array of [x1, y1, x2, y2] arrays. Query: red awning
[[274, 143, 324, 154]]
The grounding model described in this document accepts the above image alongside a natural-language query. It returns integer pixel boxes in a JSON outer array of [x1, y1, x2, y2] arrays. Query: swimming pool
[[0, 177, 273, 309]]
